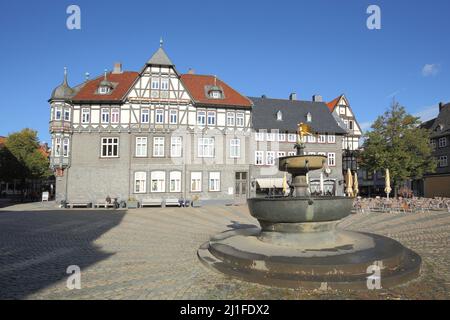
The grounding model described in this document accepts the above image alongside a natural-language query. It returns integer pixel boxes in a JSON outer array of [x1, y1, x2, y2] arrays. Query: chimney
[[112, 62, 123, 74], [289, 93, 297, 100], [312, 94, 323, 102], [188, 68, 195, 74]]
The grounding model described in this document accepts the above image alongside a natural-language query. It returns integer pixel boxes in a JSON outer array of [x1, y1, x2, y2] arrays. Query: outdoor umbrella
[[346, 168, 354, 197], [320, 172, 324, 195], [385, 169, 392, 199], [282, 171, 288, 195], [353, 171, 359, 196]]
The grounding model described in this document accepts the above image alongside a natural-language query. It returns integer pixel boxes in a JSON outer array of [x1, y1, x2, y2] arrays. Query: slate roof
[[181, 74, 252, 108], [426, 103, 450, 138], [249, 97, 348, 134], [146, 47, 174, 66]]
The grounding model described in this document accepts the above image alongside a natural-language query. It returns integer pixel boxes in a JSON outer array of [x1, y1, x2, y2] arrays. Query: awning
[[256, 178, 284, 189]]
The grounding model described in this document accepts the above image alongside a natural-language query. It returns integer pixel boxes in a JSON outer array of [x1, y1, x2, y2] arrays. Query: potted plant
[[127, 197, 139, 209]]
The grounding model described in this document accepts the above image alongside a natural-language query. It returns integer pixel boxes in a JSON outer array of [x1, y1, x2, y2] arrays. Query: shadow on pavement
[[0, 210, 126, 299]]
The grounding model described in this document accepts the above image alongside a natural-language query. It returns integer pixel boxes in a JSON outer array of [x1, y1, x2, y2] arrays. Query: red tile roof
[[72, 72, 139, 102], [0, 136, 6, 148], [180, 74, 252, 108], [326, 95, 342, 112]]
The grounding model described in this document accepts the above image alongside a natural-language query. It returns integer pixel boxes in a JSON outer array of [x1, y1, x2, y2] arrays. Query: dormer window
[[210, 90, 222, 99], [277, 111, 283, 121], [306, 112, 312, 122], [99, 86, 111, 94]]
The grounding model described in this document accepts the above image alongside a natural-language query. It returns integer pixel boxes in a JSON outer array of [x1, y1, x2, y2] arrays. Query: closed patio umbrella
[[346, 168, 354, 197], [320, 172, 324, 195], [353, 171, 359, 196], [385, 169, 392, 199]]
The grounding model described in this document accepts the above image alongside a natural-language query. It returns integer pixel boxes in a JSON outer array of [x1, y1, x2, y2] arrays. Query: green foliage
[[360, 101, 436, 188], [0, 128, 51, 182]]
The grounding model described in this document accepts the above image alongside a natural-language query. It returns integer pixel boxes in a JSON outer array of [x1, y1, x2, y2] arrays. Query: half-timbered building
[[49, 44, 253, 205]]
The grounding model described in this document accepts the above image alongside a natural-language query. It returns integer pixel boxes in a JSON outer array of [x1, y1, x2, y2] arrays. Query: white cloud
[[414, 104, 439, 122], [422, 64, 440, 77]]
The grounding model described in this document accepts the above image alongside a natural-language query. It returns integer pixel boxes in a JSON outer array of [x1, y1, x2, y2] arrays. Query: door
[[235, 172, 248, 201]]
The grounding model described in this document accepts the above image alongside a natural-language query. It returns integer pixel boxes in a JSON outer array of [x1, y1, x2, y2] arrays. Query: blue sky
[[0, 0, 449, 143]]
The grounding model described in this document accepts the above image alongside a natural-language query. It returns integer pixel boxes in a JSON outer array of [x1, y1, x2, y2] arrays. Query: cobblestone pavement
[[0, 202, 449, 300]]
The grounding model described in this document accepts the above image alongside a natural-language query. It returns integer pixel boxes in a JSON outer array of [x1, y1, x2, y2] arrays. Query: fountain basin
[[248, 197, 353, 224], [278, 155, 327, 174]]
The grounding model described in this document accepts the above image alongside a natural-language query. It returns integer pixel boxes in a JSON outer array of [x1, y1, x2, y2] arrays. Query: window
[[318, 135, 326, 143], [155, 109, 164, 124], [134, 172, 147, 193], [439, 156, 448, 167], [99, 86, 110, 94], [277, 151, 286, 158], [306, 112, 312, 122], [209, 172, 221, 191], [101, 137, 119, 158], [288, 152, 296, 156], [197, 111, 206, 126], [349, 120, 354, 130], [141, 109, 150, 123], [255, 151, 264, 165], [151, 171, 165, 192], [278, 133, 286, 142], [438, 137, 447, 148], [63, 138, 69, 157], [207, 111, 216, 126], [318, 152, 326, 156], [236, 113, 244, 127], [340, 106, 345, 115], [55, 107, 62, 120], [230, 139, 240, 158], [327, 152, 336, 167], [101, 109, 109, 123], [54, 137, 61, 156], [64, 109, 70, 121], [153, 137, 165, 157], [288, 134, 296, 142], [266, 151, 275, 166], [191, 172, 202, 192], [160, 79, 169, 91], [430, 139, 436, 150], [111, 108, 120, 123], [135, 137, 147, 157], [344, 120, 349, 129], [170, 137, 182, 157], [308, 152, 317, 155], [307, 135, 316, 143], [210, 91, 222, 99], [81, 108, 90, 123], [169, 171, 181, 192], [328, 134, 336, 143], [266, 132, 275, 141], [277, 111, 283, 121], [151, 78, 159, 90], [255, 132, 264, 141], [169, 110, 178, 124], [198, 137, 215, 158], [227, 112, 235, 126]]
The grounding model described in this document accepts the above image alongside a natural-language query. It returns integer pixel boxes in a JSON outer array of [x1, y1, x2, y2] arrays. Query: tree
[[1, 129, 51, 184], [360, 101, 436, 196]]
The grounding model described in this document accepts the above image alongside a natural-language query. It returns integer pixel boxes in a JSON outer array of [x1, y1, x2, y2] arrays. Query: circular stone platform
[[198, 227, 421, 290]]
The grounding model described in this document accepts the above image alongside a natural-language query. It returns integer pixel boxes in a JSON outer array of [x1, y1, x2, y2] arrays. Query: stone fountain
[[198, 124, 421, 290]]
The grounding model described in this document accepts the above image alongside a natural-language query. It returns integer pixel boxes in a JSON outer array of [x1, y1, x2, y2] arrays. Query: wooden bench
[[165, 198, 181, 207], [141, 198, 163, 207]]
